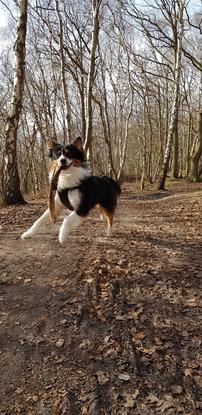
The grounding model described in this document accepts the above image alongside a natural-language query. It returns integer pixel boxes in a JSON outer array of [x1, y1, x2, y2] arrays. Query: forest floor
[[0, 180, 201, 415]]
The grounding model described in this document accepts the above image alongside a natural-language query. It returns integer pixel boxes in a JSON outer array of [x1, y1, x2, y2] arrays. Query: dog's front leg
[[21, 209, 51, 239], [59, 211, 84, 245], [21, 196, 64, 239]]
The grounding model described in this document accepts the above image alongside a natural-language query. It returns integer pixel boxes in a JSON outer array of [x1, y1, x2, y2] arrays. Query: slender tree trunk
[[158, 1, 184, 190], [117, 94, 133, 180], [186, 113, 192, 179], [117, 55, 134, 180], [96, 99, 117, 178], [190, 109, 202, 181], [190, 71, 202, 182], [55, 0, 72, 143], [80, 75, 86, 140], [141, 99, 147, 191], [3, 0, 28, 204], [84, 0, 102, 154], [172, 104, 179, 178], [157, 84, 163, 178]]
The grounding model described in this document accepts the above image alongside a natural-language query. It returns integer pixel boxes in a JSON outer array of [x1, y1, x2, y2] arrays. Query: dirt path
[[0, 181, 201, 415]]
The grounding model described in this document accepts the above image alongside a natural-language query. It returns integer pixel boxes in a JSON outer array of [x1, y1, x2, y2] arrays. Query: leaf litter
[[0, 181, 201, 414]]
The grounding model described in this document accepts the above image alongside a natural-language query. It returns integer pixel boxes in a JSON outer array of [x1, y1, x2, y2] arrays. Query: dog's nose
[[60, 158, 67, 166]]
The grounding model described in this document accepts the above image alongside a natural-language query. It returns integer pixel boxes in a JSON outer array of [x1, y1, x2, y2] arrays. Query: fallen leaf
[[137, 346, 157, 355], [128, 307, 143, 320], [156, 395, 174, 412], [155, 337, 163, 345], [79, 339, 91, 349], [147, 394, 159, 403], [184, 368, 192, 377], [114, 265, 123, 273], [132, 332, 145, 342], [96, 371, 110, 385], [56, 338, 65, 347], [123, 389, 139, 408], [193, 375, 202, 387], [104, 336, 110, 343], [15, 387, 24, 395], [115, 315, 126, 321], [171, 385, 183, 395], [60, 319, 68, 325], [118, 373, 131, 381], [55, 355, 66, 363], [24, 278, 32, 283], [186, 298, 198, 307]]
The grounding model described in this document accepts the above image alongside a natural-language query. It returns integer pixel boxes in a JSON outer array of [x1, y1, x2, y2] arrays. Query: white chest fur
[[68, 189, 81, 210], [55, 166, 91, 210], [57, 166, 91, 190]]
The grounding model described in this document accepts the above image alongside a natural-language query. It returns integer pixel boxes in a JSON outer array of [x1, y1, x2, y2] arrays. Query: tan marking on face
[[49, 160, 58, 172], [46, 138, 57, 151], [72, 159, 82, 167]]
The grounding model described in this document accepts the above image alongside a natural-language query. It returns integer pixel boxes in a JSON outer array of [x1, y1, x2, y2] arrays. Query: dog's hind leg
[[106, 211, 114, 236], [100, 208, 114, 236], [21, 194, 64, 239], [98, 206, 107, 222]]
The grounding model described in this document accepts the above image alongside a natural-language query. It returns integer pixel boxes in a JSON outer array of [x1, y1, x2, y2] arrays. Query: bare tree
[[190, 109, 202, 181], [158, 0, 185, 190], [54, 0, 73, 142], [3, 0, 28, 204], [84, 0, 102, 154], [0, 0, 201, 196]]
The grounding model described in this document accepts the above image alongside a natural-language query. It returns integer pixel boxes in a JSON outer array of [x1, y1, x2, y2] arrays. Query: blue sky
[[0, 7, 8, 27]]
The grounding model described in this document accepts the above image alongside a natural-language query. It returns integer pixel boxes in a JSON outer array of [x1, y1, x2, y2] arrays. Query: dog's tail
[[112, 179, 121, 196], [103, 176, 121, 196]]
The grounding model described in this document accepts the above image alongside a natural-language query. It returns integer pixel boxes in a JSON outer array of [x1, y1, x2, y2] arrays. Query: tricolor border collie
[[21, 137, 121, 244]]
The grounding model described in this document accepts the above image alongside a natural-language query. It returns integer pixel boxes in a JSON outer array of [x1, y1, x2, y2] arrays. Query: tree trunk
[[96, 99, 117, 178], [172, 105, 179, 178], [190, 109, 202, 182], [141, 97, 147, 191], [117, 55, 134, 180], [158, 1, 184, 190], [186, 113, 192, 179], [3, 0, 28, 204], [55, 0, 72, 143], [84, 0, 102, 153]]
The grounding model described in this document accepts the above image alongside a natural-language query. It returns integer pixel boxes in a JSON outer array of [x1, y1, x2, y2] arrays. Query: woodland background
[[0, 0, 201, 203], [0, 2, 202, 414]]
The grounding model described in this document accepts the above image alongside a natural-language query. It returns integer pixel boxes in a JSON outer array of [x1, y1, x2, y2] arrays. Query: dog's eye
[[64, 150, 71, 158], [56, 150, 61, 157]]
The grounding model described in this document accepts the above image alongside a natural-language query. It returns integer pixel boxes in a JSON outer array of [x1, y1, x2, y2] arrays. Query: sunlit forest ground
[[0, 180, 201, 414]]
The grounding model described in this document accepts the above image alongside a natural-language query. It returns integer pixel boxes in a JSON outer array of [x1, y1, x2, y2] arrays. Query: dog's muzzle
[[60, 158, 67, 167], [58, 156, 72, 170]]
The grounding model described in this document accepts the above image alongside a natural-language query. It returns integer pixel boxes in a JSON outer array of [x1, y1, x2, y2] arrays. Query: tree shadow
[[122, 191, 173, 201]]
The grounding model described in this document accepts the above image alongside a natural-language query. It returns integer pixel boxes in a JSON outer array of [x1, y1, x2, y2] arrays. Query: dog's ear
[[72, 137, 83, 150], [46, 138, 57, 158]]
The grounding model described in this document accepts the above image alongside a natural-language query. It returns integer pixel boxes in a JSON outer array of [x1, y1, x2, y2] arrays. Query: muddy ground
[[0, 180, 201, 415]]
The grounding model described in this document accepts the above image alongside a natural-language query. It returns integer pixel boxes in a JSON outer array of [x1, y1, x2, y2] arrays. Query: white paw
[[107, 226, 112, 237], [21, 230, 34, 239], [59, 229, 67, 245]]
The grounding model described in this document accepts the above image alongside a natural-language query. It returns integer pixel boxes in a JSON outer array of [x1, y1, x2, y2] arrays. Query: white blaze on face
[[58, 154, 67, 167]]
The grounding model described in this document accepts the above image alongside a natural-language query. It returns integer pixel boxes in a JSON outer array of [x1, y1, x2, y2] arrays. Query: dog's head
[[47, 137, 86, 171]]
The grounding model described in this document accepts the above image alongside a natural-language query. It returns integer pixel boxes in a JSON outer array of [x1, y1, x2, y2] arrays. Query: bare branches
[[0, 0, 17, 21], [0, 0, 202, 195], [185, 5, 202, 35]]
